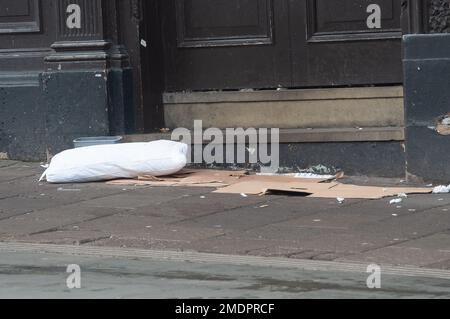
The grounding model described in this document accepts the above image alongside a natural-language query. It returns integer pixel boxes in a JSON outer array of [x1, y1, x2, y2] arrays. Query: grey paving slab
[[291, 251, 350, 261], [1, 179, 124, 199], [0, 161, 19, 168], [254, 196, 364, 214], [396, 232, 450, 251], [173, 196, 364, 233], [351, 207, 450, 239], [334, 232, 450, 268], [0, 180, 59, 199], [232, 223, 405, 255], [67, 214, 226, 244], [267, 203, 392, 230], [12, 230, 111, 245], [128, 185, 212, 197], [180, 236, 284, 255], [0, 205, 126, 240], [313, 196, 450, 220], [173, 204, 302, 232], [334, 232, 450, 267], [78, 187, 212, 210], [0, 196, 58, 220], [130, 193, 274, 221], [337, 246, 450, 268], [0, 183, 128, 219], [0, 162, 42, 183], [85, 237, 195, 251], [425, 259, 450, 270], [64, 213, 180, 233], [249, 246, 328, 259]]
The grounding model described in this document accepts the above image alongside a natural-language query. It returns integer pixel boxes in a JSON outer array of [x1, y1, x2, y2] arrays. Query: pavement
[[1, 160, 450, 270]]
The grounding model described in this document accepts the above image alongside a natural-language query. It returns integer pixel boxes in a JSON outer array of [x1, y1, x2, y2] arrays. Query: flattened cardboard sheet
[[106, 169, 432, 199]]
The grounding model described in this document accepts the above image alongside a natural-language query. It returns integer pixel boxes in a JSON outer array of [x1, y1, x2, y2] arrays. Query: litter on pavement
[[40, 139, 434, 199], [389, 198, 403, 205], [107, 169, 433, 200], [432, 185, 450, 194]]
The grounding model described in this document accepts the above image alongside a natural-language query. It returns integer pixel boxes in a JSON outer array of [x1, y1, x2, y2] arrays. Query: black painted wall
[[402, 1, 450, 182], [0, 75, 46, 160], [0, 0, 140, 161], [404, 33, 450, 182]]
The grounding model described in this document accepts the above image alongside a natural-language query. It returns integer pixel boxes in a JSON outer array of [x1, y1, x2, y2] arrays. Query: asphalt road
[[0, 245, 449, 299]]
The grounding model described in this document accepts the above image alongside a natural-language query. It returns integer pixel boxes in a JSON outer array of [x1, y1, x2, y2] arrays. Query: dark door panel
[[176, 0, 274, 48], [162, 0, 292, 91], [290, 0, 403, 87], [160, 0, 403, 91], [307, 0, 402, 40]]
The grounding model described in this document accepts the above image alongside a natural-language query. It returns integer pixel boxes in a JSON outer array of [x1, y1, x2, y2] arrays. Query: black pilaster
[[42, 0, 134, 157]]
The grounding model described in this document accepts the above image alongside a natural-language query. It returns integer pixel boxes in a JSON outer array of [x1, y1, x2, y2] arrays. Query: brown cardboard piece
[[106, 169, 248, 188], [214, 180, 432, 199], [308, 184, 432, 199], [106, 169, 432, 199], [213, 181, 338, 196], [106, 170, 332, 189]]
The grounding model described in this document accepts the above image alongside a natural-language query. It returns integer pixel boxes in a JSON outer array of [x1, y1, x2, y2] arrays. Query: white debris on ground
[[390, 198, 403, 205], [442, 117, 450, 125], [256, 172, 335, 179], [307, 164, 335, 175], [337, 197, 345, 204], [397, 193, 408, 199], [432, 185, 450, 194], [256, 164, 340, 180], [256, 172, 296, 177]]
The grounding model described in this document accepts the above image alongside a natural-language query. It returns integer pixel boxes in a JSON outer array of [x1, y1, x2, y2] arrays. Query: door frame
[[138, 0, 166, 132]]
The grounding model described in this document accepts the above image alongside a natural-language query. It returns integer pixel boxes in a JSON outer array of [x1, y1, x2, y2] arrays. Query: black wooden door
[[160, 0, 403, 91]]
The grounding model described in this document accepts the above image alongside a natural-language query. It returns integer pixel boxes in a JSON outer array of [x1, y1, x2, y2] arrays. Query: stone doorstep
[[163, 87, 404, 129], [124, 127, 405, 145], [163, 86, 404, 104]]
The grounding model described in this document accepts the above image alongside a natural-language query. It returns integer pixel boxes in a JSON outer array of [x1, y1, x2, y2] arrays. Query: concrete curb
[[1, 242, 450, 280]]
